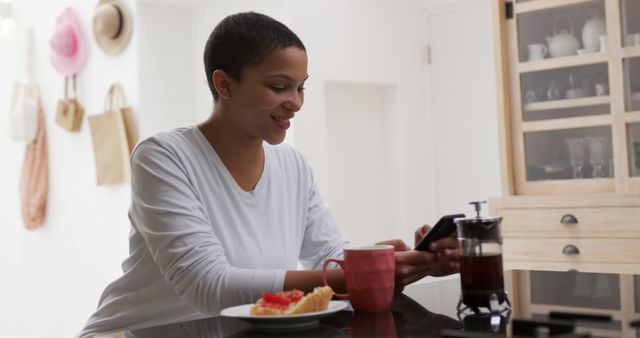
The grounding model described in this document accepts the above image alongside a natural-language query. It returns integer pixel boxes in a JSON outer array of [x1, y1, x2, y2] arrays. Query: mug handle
[[541, 45, 548, 57], [322, 258, 350, 299]]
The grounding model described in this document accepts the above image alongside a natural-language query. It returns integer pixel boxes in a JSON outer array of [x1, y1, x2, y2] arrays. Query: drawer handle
[[560, 214, 578, 225], [562, 245, 580, 255]]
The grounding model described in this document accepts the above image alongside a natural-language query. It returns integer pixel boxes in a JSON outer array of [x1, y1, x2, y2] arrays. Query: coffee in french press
[[455, 201, 506, 309]]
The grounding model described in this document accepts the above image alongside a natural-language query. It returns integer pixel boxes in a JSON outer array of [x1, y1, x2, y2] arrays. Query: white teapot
[[547, 17, 580, 57], [582, 14, 606, 53]]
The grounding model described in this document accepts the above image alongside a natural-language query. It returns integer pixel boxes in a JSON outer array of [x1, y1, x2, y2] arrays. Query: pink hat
[[49, 7, 87, 76]]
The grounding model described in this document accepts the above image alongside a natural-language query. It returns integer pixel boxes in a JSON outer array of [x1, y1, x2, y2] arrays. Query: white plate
[[220, 300, 349, 331]]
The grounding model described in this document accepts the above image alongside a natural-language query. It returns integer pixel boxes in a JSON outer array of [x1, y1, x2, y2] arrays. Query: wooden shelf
[[519, 53, 608, 73], [518, 176, 614, 194], [621, 46, 640, 58], [522, 114, 611, 132], [524, 96, 610, 112], [626, 111, 640, 124], [515, 0, 594, 14]]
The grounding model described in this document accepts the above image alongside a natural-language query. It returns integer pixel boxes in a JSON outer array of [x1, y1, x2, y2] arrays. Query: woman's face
[[227, 46, 308, 145]]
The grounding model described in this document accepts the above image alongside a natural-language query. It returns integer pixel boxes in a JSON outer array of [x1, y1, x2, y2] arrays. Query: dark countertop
[[109, 270, 640, 338]]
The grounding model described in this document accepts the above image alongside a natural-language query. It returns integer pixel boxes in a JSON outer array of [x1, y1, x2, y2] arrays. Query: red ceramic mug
[[322, 245, 396, 312]]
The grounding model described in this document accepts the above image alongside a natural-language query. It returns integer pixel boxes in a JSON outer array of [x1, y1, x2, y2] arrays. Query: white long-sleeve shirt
[[79, 125, 349, 337]]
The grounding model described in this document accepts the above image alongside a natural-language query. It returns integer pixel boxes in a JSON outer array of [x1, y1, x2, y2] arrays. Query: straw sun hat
[[92, 0, 133, 55]]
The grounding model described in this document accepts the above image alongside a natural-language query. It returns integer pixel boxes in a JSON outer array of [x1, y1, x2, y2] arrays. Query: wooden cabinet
[[489, 0, 640, 273], [493, 195, 640, 273], [508, 270, 639, 338]]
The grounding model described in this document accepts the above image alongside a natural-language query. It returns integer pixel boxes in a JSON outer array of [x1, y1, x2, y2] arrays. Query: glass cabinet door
[[629, 123, 640, 177], [520, 63, 610, 122], [621, 0, 640, 48], [531, 271, 621, 310], [623, 57, 640, 113], [504, 0, 640, 193], [513, 0, 614, 188], [622, 0, 640, 180], [525, 127, 613, 181], [625, 57, 640, 178], [635, 275, 640, 314], [517, 1, 607, 63]]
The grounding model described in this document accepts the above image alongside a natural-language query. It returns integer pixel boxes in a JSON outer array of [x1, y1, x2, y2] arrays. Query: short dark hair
[[203, 12, 306, 100]]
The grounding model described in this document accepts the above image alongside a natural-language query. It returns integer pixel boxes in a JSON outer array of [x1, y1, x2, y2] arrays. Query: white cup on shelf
[[528, 43, 548, 60], [599, 35, 607, 52]]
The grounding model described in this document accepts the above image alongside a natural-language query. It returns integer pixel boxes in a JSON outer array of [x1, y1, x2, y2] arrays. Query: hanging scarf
[[19, 103, 49, 230]]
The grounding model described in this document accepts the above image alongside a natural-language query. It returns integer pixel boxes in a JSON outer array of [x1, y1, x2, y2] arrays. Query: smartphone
[[414, 213, 465, 251]]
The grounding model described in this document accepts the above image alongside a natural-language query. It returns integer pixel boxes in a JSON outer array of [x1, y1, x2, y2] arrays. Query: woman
[[79, 11, 459, 337]]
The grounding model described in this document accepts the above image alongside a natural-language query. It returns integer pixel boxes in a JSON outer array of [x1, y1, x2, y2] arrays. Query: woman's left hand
[[376, 227, 459, 293], [413, 224, 460, 277]]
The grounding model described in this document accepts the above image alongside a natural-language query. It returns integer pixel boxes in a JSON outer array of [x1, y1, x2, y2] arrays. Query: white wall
[[324, 81, 399, 245], [286, 0, 431, 243], [137, 2, 197, 139], [425, 1, 501, 216]]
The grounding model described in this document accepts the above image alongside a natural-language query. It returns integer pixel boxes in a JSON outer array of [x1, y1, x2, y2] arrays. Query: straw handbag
[[55, 75, 84, 132], [88, 83, 137, 185]]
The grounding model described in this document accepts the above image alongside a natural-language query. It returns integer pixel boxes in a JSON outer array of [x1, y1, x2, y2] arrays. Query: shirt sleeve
[[129, 139, 286, 315], [297, 161, 350, 270]]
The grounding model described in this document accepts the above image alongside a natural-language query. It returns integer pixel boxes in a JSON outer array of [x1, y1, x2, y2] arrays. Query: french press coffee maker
[[455, 201, 508, 311]]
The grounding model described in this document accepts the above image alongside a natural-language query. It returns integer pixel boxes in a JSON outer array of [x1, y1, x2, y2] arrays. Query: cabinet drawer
[[503, 238, 640, 264], [498, 207, 640, 235]]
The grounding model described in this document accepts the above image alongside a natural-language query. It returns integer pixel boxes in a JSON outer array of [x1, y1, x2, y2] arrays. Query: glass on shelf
[[524, 126, 613, 181], [585, 135, 606, 178], [623, 57, 640, 112], [564, 136, 607, 179], [621, 0, 640, 48], [565, 137, 586, 178], [520, 63, 610, 121], [628, 123, 640, 178], [517, 0, 606, 63]]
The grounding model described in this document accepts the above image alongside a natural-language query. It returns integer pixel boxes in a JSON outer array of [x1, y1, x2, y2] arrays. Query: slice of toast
[[250, 286, 334, 316], [286, 286, 334, 315], [249, 300, 288, 315]]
